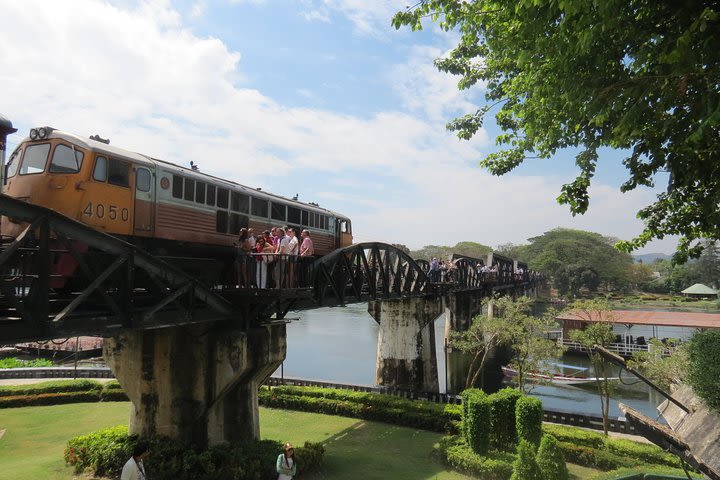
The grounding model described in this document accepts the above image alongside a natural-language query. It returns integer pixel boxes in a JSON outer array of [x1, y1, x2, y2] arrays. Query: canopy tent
[[681, 283, 718, 297]]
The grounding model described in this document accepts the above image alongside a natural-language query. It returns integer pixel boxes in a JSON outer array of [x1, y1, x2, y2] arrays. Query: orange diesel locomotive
[[1, 126, 352, 280]]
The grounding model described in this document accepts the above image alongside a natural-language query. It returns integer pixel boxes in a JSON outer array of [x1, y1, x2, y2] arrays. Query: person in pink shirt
[[299, 230, 314, 257]]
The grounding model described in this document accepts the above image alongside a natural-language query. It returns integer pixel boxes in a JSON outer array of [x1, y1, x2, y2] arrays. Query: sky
[[0, 0, 677, 253]]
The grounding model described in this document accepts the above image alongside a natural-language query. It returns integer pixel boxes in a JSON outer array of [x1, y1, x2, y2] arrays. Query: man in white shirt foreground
[[121, 441, 150, 480]]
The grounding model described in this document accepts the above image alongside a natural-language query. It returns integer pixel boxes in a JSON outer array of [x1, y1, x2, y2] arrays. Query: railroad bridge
[[0, 193, 541, 447]]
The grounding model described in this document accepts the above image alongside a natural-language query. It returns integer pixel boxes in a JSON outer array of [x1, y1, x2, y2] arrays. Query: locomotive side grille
[[156, 203, 215, 233]]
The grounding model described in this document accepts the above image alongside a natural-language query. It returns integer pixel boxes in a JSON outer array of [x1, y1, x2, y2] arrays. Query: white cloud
[[302, 9, 331, 23], [389, 44, 484, 125], [321, 0, 407, 36]]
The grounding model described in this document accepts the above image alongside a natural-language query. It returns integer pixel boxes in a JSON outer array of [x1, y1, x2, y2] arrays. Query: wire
[[618, 367, 641, 386]]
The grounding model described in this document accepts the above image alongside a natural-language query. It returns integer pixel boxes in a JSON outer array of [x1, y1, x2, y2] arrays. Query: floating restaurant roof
[[556, 310, 720, 329], [681, 283, 718, 295]]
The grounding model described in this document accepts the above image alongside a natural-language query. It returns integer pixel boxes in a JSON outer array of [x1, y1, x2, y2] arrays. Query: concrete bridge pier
[[104, 322, 285, 448], [369, 297, 442, 393]]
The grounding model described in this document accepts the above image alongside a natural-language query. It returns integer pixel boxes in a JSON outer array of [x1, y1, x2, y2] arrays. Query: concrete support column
[[443, 291, 485, 336], [104, 323, 285, 448], [369, 297, 442, 393]]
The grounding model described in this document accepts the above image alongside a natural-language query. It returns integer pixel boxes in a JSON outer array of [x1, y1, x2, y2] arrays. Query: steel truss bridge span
[[0, 194, 539, 343]]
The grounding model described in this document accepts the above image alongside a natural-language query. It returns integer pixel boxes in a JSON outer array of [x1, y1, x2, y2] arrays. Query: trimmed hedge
[[0, 379, 102, 397], [437, 435, 514, 480], [0, 379, 130, 408], [464, 390, 491, 454], [0, 391, 102, 408], [65, 426, 325, 480], [489, 388, 522, 452], [589, 466, 703, 479], [511, 439, 542, 480], [259, 387, 460, 433], [541, 424, 683, 470], [516, 396, 543, 449], [536, 434, 568, 480]]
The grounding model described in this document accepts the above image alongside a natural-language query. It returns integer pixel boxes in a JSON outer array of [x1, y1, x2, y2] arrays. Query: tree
[[449, 307, 512, 389], [502, 298, 562, 393], [520, 228, 632, 292], [391, 243, 411, 256], [411, 242, 492, 261], [393, 2, 720, 262], [629, 338, 689, 392], [566, 299, 617, 435], [627, 263, 656, 291]]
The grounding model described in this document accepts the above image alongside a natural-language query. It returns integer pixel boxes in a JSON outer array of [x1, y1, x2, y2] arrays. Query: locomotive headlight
[[37, 127, 48, 139], [29, 128, 39, 140], [29, 126, 52, 140]]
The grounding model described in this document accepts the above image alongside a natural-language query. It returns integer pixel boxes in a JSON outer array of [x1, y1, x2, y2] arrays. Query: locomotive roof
[[29, 128, 348, 219]]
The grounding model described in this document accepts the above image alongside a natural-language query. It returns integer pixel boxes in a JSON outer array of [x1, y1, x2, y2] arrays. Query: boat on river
[[501, 364, 619, 386]]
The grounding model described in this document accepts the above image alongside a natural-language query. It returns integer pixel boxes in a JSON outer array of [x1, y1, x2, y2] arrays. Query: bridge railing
[[237, 254, 315, 290]]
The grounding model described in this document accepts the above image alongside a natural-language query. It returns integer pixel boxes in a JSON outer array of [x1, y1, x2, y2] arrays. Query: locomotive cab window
[[93, 156, 108, 181], [5, 148, 22, 179], [19, 143, 50, 175], [49, 144, 83, 173], [340, 220, 350, 233], [136, 168, 151, 192], [107, 159, 130, 187]]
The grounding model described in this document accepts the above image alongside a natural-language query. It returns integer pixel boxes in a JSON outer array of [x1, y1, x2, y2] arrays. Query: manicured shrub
[[0, 391, 101, 408], [541, 423, 606, 449], [465, 390, 491, 454], [488, 388, 522, 451], [0, 357, 54, 368], [460, 388, 483, 437], [605, 437, 682, 469], [0, 379, 102, 397], [590, 465, 704, 479], [437, 436, 514, 480], [65, 426, 324, 480], [516, 396, 543, 449], [510, 440, 542, 480], [536, 434, 568, 480], [557, 441, 638, 471], [687, 330, 720, 414]]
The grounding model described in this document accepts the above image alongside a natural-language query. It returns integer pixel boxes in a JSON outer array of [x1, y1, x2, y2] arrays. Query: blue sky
[[0, 0, 675, 252]]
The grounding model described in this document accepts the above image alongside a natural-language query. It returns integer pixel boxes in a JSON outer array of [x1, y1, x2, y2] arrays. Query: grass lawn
[[1, 401, 601, 480]]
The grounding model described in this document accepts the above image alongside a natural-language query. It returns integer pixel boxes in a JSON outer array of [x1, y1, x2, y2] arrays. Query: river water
[[276, 303, 666, 419]]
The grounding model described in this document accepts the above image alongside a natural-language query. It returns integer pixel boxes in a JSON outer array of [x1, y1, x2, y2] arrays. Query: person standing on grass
[[121, 441, 149, 480], [276, 442, 296, 480]]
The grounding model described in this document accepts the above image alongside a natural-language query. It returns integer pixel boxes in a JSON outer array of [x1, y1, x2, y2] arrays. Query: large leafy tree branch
[[393, 1, 720, 262]]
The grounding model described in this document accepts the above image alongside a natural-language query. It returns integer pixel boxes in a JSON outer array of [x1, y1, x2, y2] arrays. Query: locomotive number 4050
[[82, 202, 130, 221]]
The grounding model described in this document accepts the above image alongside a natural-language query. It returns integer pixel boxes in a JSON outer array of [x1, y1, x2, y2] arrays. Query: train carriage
[[1, 126, 352, 284]]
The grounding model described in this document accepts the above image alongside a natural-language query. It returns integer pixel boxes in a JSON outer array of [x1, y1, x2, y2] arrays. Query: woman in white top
[[276, 442, 296, 480], [121, 442, 149, 480]]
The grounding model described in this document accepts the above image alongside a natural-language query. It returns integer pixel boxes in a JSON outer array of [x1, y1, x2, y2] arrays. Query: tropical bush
[[535, 434, 568, 480], [65, 426, 325, 479], [516, 396, 543, 448], [687, 329, 720, 414], [436, 435, 514, 480], [464, 389, 491, 454], [510, 440, 542, 480], [488, 388, 522, 451], [0, 357, 54, 368]]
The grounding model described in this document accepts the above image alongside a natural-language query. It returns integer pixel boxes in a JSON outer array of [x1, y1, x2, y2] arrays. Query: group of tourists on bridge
[[425, 257, 532, 284], [235, 226, 314, 289]]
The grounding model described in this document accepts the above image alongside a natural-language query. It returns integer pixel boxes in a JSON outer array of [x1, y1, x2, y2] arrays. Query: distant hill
[[633, 252, 672, 263]]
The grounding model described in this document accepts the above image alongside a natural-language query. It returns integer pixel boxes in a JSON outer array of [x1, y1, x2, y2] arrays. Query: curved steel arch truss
[[312, 243, 434, 305]]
